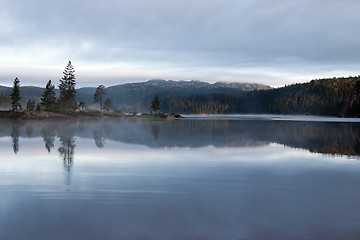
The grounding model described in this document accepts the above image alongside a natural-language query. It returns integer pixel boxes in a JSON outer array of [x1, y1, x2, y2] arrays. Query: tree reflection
[[92, 120, 114, 148], [93, 120, 105, 148], [93, 128, 105, 148], [41, 124, 56, 153], [26, 125, 33, 138], [57, 124, 76, 184], [10, 123, 20, 154], [151, 124, 160, 141]]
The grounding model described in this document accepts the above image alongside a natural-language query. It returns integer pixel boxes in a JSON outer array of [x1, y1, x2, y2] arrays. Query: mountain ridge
[[0, 79, 271, 108]]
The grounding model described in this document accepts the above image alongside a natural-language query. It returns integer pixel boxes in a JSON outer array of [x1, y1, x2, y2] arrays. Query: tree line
[[8, 61, 117, 113], [6, 60, 162, 114]]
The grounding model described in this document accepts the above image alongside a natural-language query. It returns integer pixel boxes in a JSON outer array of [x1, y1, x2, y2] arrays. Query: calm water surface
[[0, 115, 360, 240]]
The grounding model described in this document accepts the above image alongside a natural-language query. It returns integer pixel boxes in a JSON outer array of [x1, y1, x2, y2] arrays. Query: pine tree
[[41, 80, 57, 111], [103, 98, 113, 112], [26, 99, 36, 112], [58, 61, 77, 111], [93, 85, 106, 111], [10, 77, 21, 112], [151, 94, 161, 113], [78, 101, 87, 110]]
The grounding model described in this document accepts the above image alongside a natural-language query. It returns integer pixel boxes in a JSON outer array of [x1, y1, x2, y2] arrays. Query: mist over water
[[0, 116, 360, 240]]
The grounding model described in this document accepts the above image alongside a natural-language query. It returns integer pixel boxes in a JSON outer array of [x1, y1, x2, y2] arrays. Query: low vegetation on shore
[[0, 110, 184, 120]]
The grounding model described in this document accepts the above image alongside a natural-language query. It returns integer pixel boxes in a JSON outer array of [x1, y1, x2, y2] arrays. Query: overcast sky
[[1, 0, 359, 87]]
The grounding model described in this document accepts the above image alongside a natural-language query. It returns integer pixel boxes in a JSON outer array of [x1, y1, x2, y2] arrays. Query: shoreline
[[2, 110, 359, 122], [0, 110, 184, 120]]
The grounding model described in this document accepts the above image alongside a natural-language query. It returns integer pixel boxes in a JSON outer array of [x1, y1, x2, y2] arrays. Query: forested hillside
[[159, 77, 360, 117]]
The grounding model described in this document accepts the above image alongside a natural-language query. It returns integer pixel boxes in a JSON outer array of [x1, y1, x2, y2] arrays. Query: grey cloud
[[1, 0, 360, 86]]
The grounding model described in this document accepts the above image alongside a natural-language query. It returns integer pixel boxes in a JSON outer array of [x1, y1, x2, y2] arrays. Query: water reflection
[[1, 117, 360, 240], [93, 129, 105, 148], [41, 123, 56, 153], [103, 120, 113, 136], [92, 120, 114, 148], [151, 123, 160, 141], [0, 118, 359, 156], [57, 124, 76, 181], [93, 126, 105, 148], [26, 125, 33, 138], [10, 122, 20, 154]]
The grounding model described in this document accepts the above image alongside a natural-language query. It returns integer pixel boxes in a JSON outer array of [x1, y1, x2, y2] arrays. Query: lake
[[0, 115, 360, 240]]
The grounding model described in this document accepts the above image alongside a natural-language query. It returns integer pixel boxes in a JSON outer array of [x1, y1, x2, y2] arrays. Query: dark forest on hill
[[158, 77, 360, 117]]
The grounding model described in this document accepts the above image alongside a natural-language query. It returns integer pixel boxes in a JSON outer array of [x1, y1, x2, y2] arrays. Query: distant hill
[[0, 85, 48, 101], [76, 80, 271, 107], [0, 80, 270, 110]]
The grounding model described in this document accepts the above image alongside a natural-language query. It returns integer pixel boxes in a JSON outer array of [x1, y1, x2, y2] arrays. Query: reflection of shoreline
[[0, 118, 359, 156]]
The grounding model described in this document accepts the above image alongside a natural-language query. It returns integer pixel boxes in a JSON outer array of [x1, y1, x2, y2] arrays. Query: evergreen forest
[[159, 77, 360, 117]]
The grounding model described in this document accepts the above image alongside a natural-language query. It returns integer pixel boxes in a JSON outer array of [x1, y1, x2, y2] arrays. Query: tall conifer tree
[[151, 94, 161, 113], [41, 80, 57, 111], [59, 61, 77, 111], [103, 98, 113, 112], [10, 77, 21, 112]]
